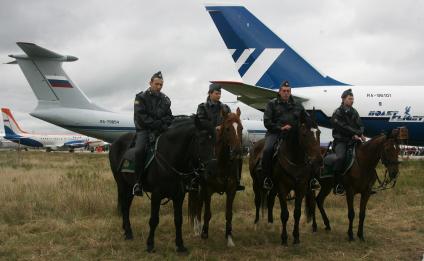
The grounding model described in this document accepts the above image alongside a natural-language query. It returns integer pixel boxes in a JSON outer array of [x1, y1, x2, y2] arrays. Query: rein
[[373, 169, 398, 192]]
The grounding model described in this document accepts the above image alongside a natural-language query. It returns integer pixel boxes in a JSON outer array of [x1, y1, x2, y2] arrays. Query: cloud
[[1, 0, 424, 134]]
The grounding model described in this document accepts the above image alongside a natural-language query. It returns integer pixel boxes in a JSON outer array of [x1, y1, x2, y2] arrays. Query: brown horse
[[311, 129, 401, 241], [250, 111, 322, 245], [188, 108, 243, 247]]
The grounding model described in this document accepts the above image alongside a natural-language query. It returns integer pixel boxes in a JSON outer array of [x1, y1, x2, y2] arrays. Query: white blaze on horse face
[[311, 128, 318, 141], [233, 122, 239, 138]]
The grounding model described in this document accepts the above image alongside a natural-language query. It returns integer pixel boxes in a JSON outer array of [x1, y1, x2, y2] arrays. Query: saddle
[[320, 143, 356, 179], [120, 133, 159, 174]]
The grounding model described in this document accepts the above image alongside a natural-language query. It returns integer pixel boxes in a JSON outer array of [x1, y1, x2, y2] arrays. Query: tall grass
[[0, 151, 423, 260]]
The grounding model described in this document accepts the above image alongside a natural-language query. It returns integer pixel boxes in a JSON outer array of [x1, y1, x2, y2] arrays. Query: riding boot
[[133, 156, 145, 197], [133, 169, 144, 196], [333, 171, 345, 195], [236, 160, 245, 191]]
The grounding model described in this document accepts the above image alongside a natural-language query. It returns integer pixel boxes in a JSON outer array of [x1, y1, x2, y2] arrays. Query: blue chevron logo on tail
[[206, 5, 348, 89]]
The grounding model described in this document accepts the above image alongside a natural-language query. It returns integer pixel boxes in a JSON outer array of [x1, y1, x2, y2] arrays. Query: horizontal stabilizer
[[212, 81, 308, 111]]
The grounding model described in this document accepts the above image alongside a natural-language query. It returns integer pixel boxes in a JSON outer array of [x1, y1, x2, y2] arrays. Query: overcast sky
[[1, 0, 424, 134]]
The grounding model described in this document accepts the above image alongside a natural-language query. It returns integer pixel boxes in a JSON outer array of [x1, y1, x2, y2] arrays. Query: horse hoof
[[124, 232, 133, 240], [293, 239, 300, 245], [176, 246, 188, 253], [358, 236, 365, 242], [281, 241, 288, 246], [201, 233, 208, 239], [348, 237, 355, 242], [146, 245, 155, 253], [312, 226, 317, 233], [325, 226, 331, 231], [227, 236, 235, 247]]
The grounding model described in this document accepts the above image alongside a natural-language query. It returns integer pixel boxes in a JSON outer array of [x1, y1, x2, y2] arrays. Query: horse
[[249, 111, 323, 245], [188, 108, 243, 247], [109, 115, 215, 253], [311, 129, 401, 241]]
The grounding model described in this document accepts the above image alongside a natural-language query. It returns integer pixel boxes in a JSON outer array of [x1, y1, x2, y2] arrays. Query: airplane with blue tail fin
[[205, 5, 423, 145]]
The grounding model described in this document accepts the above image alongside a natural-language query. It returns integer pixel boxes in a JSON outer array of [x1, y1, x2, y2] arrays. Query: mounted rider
[[196, 83, 245, 191], [262, 81, 305, 190], [331, 88, 365, 195], [133, 71, 174, 196]]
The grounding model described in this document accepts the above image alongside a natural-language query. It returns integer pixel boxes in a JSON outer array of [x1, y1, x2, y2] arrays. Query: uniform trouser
[[134, 131, 150, 182], [334, 141, 347, 184], [261, 133, 279, 179]]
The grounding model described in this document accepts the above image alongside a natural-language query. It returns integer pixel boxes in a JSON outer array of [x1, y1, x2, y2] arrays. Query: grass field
[[0, 151, 423, 260]]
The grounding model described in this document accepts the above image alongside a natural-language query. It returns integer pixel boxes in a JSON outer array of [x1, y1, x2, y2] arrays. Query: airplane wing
[[211, 81, 309, 111]]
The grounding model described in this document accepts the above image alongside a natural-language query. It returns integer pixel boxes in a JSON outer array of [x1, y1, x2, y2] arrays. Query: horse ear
[[236, 107, 241, 117]]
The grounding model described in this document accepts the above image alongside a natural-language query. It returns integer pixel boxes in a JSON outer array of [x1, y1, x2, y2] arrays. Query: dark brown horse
[[188, 108, 243, 247], [250, 111, 322, 245], [311, 129, 401, 241], [109, 116, 214, 253]]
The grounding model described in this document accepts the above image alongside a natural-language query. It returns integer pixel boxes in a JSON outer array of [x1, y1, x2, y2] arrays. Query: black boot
[[333, 172, 344, 195], [133, 168, 144, 197]]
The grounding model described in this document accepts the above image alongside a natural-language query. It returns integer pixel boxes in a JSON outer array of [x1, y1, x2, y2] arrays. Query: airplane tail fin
[[2, 108, 26, 136], [8, 42, 106, 111], [205, 5, 348, 88]]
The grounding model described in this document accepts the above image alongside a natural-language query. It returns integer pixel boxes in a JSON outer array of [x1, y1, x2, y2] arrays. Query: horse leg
[[120, 184, 134, 240], [292, 191, 303, 244], [268, 190, 276, 224], [346, 189, 355, 241], [201, 192, 212, 239], [278, 191, 289, 245], [225, 191, 236, 247], [307, 189, 318, 233], [146, 191, 161, 253], [194, 195, 204, 236], [253, 183, 261, 224], [173, 194, 188, 252], [357, 192, 371, 241], [316, 182, 332, 231]]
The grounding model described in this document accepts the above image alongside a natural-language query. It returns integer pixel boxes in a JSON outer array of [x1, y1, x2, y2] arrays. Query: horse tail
[[304, 188, 315, 224], [188, 190, 201, 225], [260, 189, 268, 212]]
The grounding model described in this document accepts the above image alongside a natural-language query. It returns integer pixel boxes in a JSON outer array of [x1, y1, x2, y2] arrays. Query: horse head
[[217, 107, 243, 160], [194, 114, 216, 168], [297, 110, 323, 171], [381, 128, 401, 180]]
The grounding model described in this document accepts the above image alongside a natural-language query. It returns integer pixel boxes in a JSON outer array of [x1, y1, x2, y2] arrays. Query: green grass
[[0, 151, 423, 260]]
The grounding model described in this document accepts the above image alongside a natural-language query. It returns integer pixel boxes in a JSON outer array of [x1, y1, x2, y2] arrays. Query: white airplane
[[205, 5, 423, 145], [6, 42, 266, 149], [2, 107, 103, 152]]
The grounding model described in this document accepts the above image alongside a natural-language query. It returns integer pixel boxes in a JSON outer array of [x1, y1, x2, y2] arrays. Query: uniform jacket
[[331, 104, 364, 141], [134, 88, 173, 132], [196, 98, 231, 127], [263, 95, 305, 133]]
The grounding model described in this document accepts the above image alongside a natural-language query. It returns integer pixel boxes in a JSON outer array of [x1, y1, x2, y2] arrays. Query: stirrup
[[310, 178, 321, 190], [263, 177, 273, 190], [334, 184, 345, 195], [132, 183, 143, 196]]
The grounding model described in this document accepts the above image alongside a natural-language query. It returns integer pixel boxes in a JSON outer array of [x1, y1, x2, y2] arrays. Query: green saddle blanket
[[120, 137, 159, 174], [320, 144, 356, 179]]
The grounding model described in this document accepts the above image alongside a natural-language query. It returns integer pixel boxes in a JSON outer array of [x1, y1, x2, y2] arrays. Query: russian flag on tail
[[46, 75, 73, 88]]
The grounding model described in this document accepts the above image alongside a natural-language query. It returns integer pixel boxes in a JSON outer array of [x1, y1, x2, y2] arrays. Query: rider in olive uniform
[[133, 71, 174, 196], [262, 81, 305, 190], [331, 88, 365, 195]]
